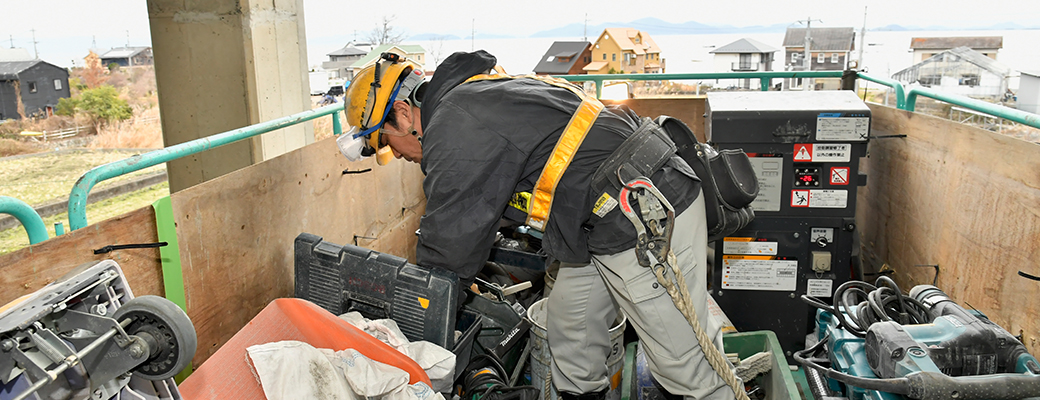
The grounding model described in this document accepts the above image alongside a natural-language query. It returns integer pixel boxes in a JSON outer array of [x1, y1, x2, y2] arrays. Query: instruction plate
[[749, 156, 783, 212], [807, 279, 834, 297], [817, 116, 869, 141], [811, 143, 852, 162], [809, 190, 848, 208], [721, 256, 797, 291], [722, 238, 778, 255]]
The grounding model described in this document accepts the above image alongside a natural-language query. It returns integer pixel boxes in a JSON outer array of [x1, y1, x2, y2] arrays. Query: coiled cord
[[801, 276, 933, 337]]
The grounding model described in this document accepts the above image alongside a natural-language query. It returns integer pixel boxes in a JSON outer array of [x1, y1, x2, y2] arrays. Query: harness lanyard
[[463, 74, 604, 231]]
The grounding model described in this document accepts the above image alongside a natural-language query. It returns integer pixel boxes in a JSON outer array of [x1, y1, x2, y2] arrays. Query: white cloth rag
[[339, 312, 456, 392], [247, 340, 445, 400]]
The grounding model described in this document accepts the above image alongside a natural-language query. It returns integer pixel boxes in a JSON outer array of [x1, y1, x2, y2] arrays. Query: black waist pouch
[[656, 116, 758, 242]]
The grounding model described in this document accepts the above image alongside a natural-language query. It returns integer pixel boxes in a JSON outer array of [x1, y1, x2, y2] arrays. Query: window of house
[[817, 53, 825, 63], [546, 56, 555, 62], [28, 81, 37, 93], [791, 53, 799, 63], [603, 53, 606, 60], [54, 79, 62, 90], [634, 37, 640, 44], [831, 53, 839, 63], [612, 53, 616, 62]]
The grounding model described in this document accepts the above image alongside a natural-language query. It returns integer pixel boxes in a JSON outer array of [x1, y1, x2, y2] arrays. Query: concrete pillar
[[147, 0, 314, 193]]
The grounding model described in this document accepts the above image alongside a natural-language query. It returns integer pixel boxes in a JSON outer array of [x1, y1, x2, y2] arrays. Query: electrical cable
[[801, 277, 933, 338], [793, 332, 912, 396]]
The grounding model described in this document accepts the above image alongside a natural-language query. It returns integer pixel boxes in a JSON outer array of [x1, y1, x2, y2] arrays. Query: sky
[[1, 0, 1037, 68]]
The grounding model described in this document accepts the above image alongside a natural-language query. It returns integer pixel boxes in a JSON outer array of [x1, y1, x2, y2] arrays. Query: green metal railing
[[856, 72, 907, 110], [559, 71, 845, 98], [0, 196, 49, 244], [906, 86, 1040, 129], [67, 103, 345, 230], [558, 70, 1038, 130]]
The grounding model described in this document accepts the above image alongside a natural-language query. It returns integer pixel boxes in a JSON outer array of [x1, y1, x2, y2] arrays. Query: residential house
[[709, 38, 778, 89], [99, 47, 154, 67], [585, 28, 664, 74], [322, 42, 375, 80], [0, 48, 33, 62], [891, 46, 1011, 99], [910, 36, 1002, 64], [1019, 71, 1040, 115], [782, 27, 855, 90], [0, 60, 71, 120], [349, 44, 426, 79], [533, 41, 592, 76]]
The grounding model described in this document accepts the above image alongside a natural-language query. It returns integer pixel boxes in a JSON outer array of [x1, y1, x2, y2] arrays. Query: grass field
[[0, 150, 165, 206], [0, 149, 169, 255]]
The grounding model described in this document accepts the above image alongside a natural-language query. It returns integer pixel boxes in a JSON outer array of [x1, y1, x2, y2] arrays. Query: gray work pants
[[547, 194, 735, 400]]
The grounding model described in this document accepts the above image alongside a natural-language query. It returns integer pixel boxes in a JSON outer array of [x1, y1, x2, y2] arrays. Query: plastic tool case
[[294, 233, 460, 349]]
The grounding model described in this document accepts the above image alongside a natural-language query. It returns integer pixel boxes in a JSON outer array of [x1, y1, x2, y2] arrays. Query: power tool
[[797, 278, 1040, 400]]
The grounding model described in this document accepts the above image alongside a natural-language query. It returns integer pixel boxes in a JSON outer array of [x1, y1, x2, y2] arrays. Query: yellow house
[[585, 28, 664, 74]]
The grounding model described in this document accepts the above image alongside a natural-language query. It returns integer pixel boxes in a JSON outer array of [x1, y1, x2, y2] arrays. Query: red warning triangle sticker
[[794, 144, 812, 161]]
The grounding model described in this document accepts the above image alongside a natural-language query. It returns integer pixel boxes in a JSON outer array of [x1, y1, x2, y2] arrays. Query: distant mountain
[[409, 33, 462, 41], [874, 23, 1040, 31], [409, 32, 518, 41]]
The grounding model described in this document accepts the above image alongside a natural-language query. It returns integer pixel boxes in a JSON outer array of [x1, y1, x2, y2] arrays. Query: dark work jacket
[[417, 50, 701, 287]]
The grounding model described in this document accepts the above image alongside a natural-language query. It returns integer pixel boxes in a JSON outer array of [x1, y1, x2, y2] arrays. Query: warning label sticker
[[830, 167, 850, 185], [722, 238, 778, 255], [592, 193, 618, 218], [817, 116, 869, 141], [791, 190, 810, 207], [811, 144, 852, 162], [793, 144, 812, 162], [721, 256, 797, 291], [808, 190, 848, 208], [807, 279, 834, 297]]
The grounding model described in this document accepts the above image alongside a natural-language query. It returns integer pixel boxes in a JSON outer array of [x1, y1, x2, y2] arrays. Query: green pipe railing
[[0, 196, 49, 244], [68, 103, 345, 230], [856, 72, 907, 110], [558, 71, 845, 98], [905, 86, 1040, 129]]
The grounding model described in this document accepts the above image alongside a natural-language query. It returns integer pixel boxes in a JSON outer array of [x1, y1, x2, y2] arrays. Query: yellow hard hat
[[345, 52, 423, 165]]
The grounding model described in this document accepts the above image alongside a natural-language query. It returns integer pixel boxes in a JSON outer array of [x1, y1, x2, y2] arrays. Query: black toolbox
[[294, 233, 460, 350]]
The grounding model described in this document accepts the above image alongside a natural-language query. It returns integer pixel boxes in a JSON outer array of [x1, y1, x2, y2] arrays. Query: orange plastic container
[[179, 298, 431, 399]]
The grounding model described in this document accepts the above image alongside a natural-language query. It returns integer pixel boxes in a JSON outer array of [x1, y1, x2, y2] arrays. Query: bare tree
[[429, 36, 448, 67], [366, 15, 407, 45]]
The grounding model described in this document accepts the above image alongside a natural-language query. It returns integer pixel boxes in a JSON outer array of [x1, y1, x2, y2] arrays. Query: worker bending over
[[341, 50, 739, 400]]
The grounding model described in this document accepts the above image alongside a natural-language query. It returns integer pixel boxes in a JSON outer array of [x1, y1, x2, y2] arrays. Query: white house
[[709, 38, 778, 89]]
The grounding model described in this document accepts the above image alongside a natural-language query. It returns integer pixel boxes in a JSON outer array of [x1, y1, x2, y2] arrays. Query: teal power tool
[[797, 279, 1040, 400]]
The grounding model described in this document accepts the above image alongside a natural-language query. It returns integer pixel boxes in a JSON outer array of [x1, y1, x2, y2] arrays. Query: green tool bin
[[621, 330, 800, 400]]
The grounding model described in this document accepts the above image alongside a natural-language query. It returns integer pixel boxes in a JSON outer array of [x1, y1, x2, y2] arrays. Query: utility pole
[[858, 6, 867, 69], [30, 28, 38, 59], [471, 19, 475, 51], [8, 35, 13, 49], [583, 13, 588, 42], [125, 30, 130, 47], [797, 17, 822, 90]]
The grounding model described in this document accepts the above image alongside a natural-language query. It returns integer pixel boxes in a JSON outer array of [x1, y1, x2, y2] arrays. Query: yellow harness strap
[[464, 74, 604, 231]]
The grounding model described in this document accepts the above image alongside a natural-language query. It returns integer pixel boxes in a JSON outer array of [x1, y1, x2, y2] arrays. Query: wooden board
[[858, 104, 1040, 356], [170, 135, 426, 366], [603, 97, 707, 142], [0, 206, 165, 305]]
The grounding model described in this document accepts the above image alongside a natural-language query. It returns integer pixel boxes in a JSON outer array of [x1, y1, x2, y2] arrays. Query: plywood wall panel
[[858, 104, 1040, 355], [0, 207, 164, 305]]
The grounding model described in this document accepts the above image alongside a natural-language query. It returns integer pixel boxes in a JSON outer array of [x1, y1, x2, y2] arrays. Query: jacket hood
[[420, 50, 497, 129]]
